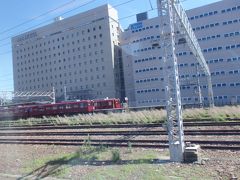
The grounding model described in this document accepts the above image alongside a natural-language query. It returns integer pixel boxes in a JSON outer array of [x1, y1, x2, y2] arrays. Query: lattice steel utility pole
[[0, 91, 12, 106], [13, 87, 56, 104], [157, 0, 214, 162], [158, 0, 184, 162], [196, 65, 203, 107]]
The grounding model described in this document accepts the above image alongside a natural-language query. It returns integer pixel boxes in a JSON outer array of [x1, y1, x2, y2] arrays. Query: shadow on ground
[[18, 146, 170, 179]]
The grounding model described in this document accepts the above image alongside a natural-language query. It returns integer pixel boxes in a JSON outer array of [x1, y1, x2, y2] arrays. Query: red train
[[0, 98, 122, 120]]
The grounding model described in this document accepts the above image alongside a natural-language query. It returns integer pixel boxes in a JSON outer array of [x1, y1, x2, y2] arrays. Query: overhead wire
[[0, 0, 157, 91], [0, 0, 77, 35], [0, 0, 100, 43], [0, 0, 139, 44], [0, 78, 14, 82], [0, 0, 191, 46], [0, 2, 157, 56], [0, 50, 12, 56], [0, 73, 13, 77], [0, 0, 143, 52]]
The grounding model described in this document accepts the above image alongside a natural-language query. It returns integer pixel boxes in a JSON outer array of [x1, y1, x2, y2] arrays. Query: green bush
[[111, 149, 121, 163], [127, 141, 132, 153]]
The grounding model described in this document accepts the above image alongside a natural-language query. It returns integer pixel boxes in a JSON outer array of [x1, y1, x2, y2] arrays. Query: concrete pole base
[[184, 142, 200, 163]]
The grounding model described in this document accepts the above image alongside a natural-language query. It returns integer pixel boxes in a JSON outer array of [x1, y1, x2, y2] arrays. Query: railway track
[[0, 138, 239, 151], [0, 121, 239, 130], [0, 120, 239, 151], [1, 138, 240, 145], [0, 129, 240, 136]]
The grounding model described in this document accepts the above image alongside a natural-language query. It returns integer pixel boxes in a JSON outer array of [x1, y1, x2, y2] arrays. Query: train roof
[[93, 98, 120, 102], [0, 99, 120, 110]]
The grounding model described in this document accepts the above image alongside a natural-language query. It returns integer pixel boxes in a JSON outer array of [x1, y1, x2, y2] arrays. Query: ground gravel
[[0, 144, 239, 179]]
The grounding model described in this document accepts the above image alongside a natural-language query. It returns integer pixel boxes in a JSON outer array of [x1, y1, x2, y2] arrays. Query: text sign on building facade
[[130, 22, 143, 30], [17, 32, 37, 42]]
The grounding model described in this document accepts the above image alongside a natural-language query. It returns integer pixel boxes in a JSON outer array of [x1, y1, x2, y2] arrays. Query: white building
[[12, 4, 124, 101], [12, 1, 240, 106], [121, 0, 240, 107]]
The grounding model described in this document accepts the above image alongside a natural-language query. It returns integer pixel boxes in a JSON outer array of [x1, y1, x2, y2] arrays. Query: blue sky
[[0, 0, 220, 91]]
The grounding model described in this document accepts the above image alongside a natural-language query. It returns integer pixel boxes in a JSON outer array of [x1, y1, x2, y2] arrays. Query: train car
[[93, 98, 122, 112], [0, 107, 16, 120], [25, 100, 94, 118], [0, 98, 122, 120]]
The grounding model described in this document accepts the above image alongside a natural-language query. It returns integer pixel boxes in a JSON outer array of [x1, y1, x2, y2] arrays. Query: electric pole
[[157, 0, 214, 162]]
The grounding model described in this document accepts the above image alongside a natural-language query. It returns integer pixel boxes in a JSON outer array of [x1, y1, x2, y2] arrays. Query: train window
[[59, 106, 64, 109], [101, 102, 107, 106], [73, 104, 78, 108], [108, 101, 112, 106], [39, 108, 45, 112], [14, 109, 20, 113], [94, 102, 101, 107], [46, 107, 51, 110], [52, 106, 58, 110], [66, 105, 71, 109], [80, 103, 85, 108], [33, 108, 39, 112]]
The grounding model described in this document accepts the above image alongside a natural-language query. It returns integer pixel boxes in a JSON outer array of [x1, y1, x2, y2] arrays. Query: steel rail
[[0, 140, 239, 150], [0, 130, 240, 136], [0, 121, 240, 130]]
